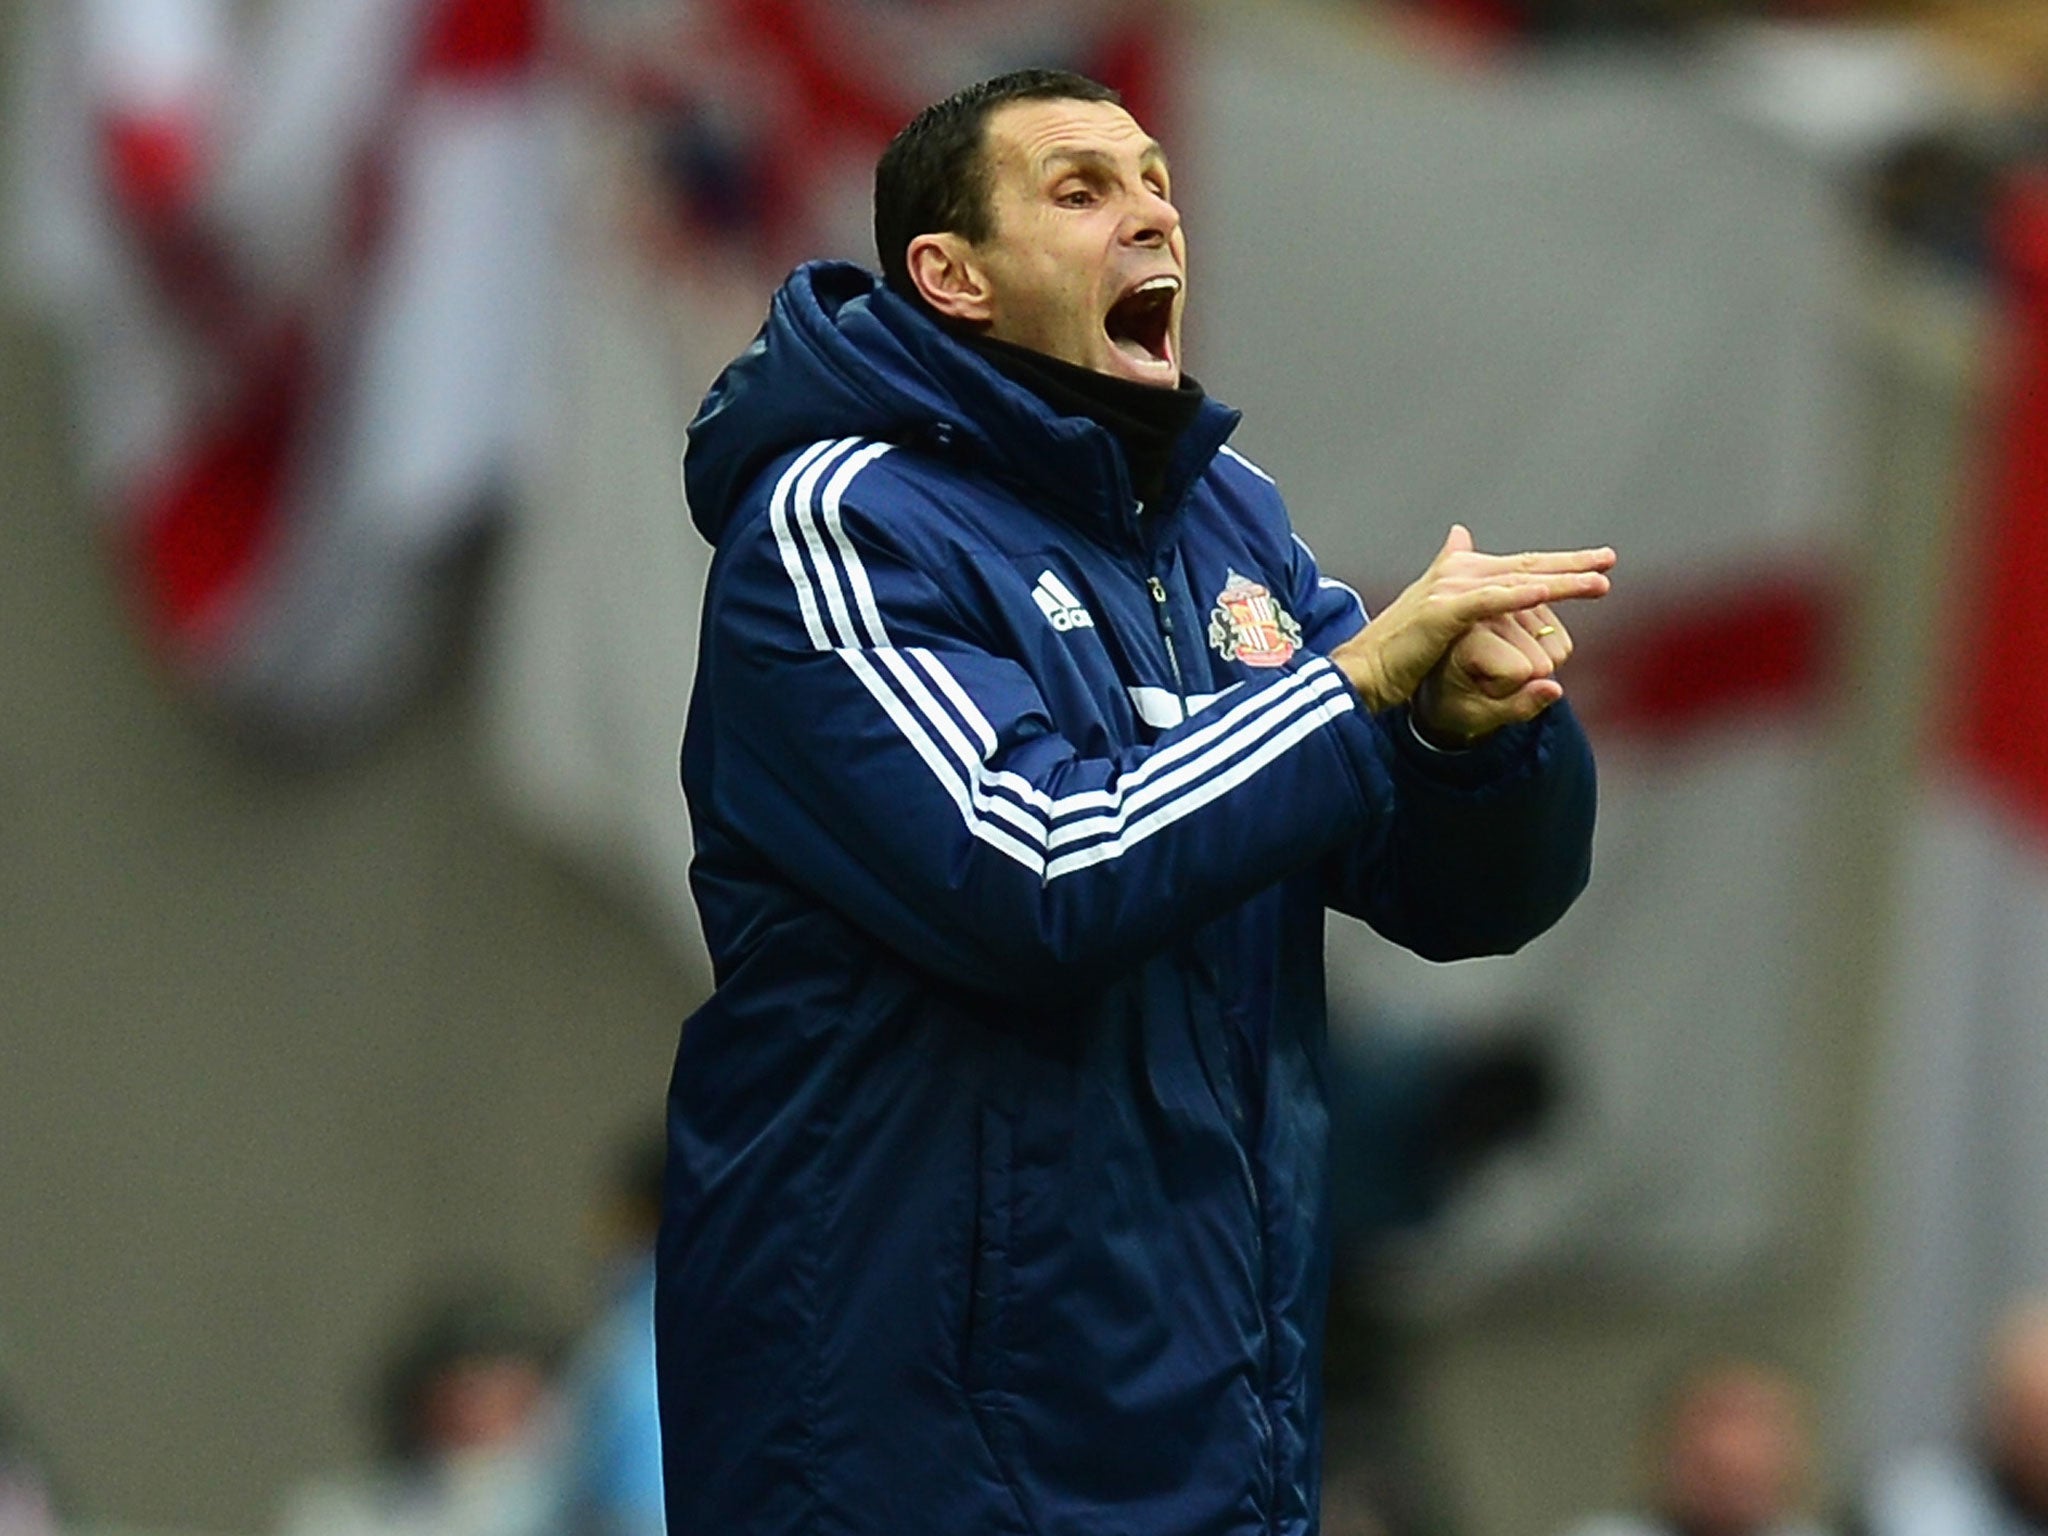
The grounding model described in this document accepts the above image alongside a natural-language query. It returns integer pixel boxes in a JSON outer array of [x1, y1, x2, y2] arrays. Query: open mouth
[[1104, 274, 1180, 376]]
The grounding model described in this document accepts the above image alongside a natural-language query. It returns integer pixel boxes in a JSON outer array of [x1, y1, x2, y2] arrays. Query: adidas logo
[[1031, 570, 1095, 632]]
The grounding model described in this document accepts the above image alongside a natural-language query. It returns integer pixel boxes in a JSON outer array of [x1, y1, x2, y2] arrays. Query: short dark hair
[[873, 68, 1122, 301]]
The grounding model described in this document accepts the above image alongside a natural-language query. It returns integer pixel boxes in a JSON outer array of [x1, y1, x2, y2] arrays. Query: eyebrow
[[1042, 143, 1170, 179]]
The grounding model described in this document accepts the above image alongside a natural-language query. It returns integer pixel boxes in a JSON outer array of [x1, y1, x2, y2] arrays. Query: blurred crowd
[[22, 1197, 2048, 1536], [5, 0, 2047, 1532], [0, 1136, 670, 1536]]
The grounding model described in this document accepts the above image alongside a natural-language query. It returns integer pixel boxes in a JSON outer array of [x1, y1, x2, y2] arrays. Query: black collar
[[963, 333, 1207, 513]]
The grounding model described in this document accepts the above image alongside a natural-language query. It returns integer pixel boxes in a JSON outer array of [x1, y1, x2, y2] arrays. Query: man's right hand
[[1329, 525, 1614, 720]]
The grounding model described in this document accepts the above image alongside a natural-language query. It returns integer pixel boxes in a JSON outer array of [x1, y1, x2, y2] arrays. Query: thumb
[[1439, 523, 1474, 559]]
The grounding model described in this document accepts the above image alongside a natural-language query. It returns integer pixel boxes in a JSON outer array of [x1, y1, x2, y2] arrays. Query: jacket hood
[[683, 261, 1240, 547]]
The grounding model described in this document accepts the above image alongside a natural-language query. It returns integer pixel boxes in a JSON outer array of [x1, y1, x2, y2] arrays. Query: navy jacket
[[662, 261, 1596, 1536]]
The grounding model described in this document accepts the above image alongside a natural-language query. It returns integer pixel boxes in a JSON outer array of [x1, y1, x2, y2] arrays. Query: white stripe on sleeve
[[765, 439, 1362, 883], [766, 438, 853, 650], [1292, 532, 1368, 625]]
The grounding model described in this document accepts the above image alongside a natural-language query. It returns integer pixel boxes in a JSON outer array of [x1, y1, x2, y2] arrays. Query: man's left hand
[[1412, 605, 1576, 749]]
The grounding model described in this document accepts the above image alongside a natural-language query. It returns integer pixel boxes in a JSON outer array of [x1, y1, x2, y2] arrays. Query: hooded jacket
[[661, 261, 1596, 1536]]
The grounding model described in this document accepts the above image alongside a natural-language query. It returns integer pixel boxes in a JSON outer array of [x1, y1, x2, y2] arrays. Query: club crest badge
[[1208, 570, 1302, 667]]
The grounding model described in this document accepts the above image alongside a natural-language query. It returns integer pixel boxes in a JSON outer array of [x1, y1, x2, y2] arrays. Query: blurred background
[[2, 0, 2045, 1533]]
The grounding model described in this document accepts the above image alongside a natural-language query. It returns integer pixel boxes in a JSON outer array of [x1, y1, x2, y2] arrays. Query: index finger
[[1449, 573, 1610, 628]]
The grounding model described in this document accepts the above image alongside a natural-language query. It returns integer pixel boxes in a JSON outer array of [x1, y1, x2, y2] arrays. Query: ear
[[906, 232, 993, 324]]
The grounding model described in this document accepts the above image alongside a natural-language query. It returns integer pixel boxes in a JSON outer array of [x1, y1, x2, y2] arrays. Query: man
[[278, 1283, 560, 1536], [558, 1136, 667, 1536], [663, 68, 1612, 1535], [1561, 1357, 1827, 1536], [1862, 1300, 2048, 1536]]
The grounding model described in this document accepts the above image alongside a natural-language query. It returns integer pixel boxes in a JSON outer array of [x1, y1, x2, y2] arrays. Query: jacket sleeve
[[1284, 528, 1598, 961], [692, 458, 1405, 997]]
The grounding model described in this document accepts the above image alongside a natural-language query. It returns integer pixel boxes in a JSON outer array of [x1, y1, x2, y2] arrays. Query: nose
[[1126, 186, 1180, 249]]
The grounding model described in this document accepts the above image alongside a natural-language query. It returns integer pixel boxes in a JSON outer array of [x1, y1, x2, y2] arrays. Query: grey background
[[0, 2, 1983, 1530]]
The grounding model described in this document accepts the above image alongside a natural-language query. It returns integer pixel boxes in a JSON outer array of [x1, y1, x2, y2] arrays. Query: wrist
[[1409, 713, 1487, 753], [1410, 679, 1488, 751], [1332, 630, 1398, 714]]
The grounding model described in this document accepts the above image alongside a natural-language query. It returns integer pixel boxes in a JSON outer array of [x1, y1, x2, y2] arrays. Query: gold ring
[[1533, 624, 1558, 638]]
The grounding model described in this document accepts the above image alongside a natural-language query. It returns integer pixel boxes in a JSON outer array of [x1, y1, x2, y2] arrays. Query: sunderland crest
[[1208, 570, 1302, 667]]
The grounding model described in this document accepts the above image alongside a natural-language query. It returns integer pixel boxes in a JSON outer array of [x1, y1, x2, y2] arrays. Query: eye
[[1056, 184, 1098, 208]]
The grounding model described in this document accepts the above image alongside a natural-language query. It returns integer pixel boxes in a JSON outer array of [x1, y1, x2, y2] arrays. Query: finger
[[1434, 546, 1615, 580], [1428, 675, 1564, 742], [1450, 625, 1537, 700], [1432, 523, 1475, 569], [1430, 559, 1614, 596], [1484, 614, 1557, 680], [1514, 605, 1572, 666], [1523, 545, 1615, 572], [1445, 573, 1608, 629], [1488, 547, 1617, 577], [1481, 678, 1564, 727], [1509, 677, 1566, 721]]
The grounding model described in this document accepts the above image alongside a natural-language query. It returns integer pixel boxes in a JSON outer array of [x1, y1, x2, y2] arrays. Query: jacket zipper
[[1150, 527, 1277, 1520], [1146, 575, 1188, 703]]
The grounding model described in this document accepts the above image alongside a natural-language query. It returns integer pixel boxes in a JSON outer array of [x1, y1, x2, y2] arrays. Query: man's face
[[959, 97, 1187, 386], [1658, 1370, 1807, 1536], [1987, 1314, 2048, 1507]]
